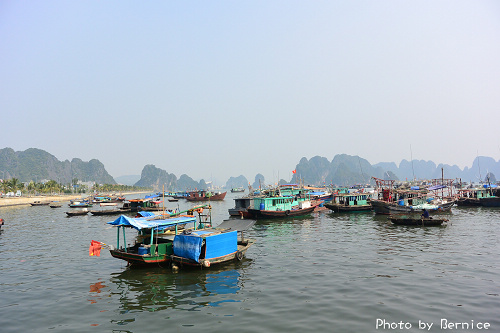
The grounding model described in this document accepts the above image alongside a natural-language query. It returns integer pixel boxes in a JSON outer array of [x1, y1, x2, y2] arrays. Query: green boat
[[324, 192, 372, 213], [457, 188, 494, 206], [106, 205, 211, 267], [247, 190, 318, 219]]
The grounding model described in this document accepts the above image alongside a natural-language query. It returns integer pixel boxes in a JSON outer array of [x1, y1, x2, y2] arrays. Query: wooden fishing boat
[[324, 192, 372, 213], [389, 216, 448, 226], [247, 195, 319, 219], [128, 198, 163, 211], [92, 196, 125, 204], [49, 203, 62, 208], [248, 204, 317, 219], [228, 196, 256, 218], [372, 199, 455, 215], [107, 215, 198, 267], [69, 201, 93, 208], [479, 196, 500, 207], [231, 187, 245, 193], [371, 177, 456, 214], [100, 202, 118, 206], [90, 209, 126, 216], [30, 201, 50, 206], [185, 190, 227, 201], [171, 219, 256, 269], [66, 209, 89, 217], [457, 188, 493, 206], [105, 205, 212, 267]]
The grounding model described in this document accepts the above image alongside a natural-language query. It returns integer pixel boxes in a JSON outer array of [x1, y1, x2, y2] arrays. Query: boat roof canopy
[[216, 219, 256, 232], [107, 215, 196, 231], [427, 185, 447, 191]]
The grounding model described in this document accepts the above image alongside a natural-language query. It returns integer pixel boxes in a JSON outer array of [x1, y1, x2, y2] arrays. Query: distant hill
[[291, 154, 500, 186], [373, 156, 499, 183], [0, 147, 115, 184], [291, 154, 386, 186], [134, 164, 208, 191], [225, 175, 249, 189], [115, 175, 141, 186]]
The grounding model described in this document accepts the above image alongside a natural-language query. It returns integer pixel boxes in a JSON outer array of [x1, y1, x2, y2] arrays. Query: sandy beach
[[0, 192, 151, 208]]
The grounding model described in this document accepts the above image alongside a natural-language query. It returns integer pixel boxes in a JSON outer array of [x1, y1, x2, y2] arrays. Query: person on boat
[[421, 209, 430, 219]]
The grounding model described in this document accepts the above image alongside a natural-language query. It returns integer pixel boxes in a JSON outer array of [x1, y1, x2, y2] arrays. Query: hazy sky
[[1, 1, 499, 185]]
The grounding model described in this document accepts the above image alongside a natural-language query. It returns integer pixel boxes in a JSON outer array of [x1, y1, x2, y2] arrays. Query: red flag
[[89, 240, 102, 257], [292, 169, 296, 174]]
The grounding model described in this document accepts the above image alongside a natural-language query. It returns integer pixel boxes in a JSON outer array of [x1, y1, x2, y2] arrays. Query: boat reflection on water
[[88, 280, 108, 304], [105, 263, 250, 312]]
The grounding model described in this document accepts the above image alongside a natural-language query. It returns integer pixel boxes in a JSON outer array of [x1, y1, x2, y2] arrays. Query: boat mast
[[477, 150, 482, 185], [410, 144, 415, 181]]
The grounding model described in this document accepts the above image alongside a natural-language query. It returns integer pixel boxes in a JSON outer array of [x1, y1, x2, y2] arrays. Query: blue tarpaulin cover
[[107, 215, 196, 231], [173, 234, 203, 261], [173, 230, 238, 261], [136, 211, 156, 217], [427, 185, 446, 191]]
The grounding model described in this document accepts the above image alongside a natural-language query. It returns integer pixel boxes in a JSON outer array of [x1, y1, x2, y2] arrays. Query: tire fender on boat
[[236, 251, 244, 261], [202, 260, 211, 268], [285, 210, 290, 216]]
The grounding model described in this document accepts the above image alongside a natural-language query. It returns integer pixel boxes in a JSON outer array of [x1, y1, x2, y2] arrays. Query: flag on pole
[[292, 169, 296, 174], [89, 240, 102, 257]]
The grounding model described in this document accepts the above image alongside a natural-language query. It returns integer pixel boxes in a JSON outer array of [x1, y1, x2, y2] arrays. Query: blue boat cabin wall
[[173, 230, 238, 261], [204, 231, 237, 259]]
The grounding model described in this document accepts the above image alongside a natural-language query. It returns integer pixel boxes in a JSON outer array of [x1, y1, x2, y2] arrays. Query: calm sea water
[[0, 193, 499, 332]]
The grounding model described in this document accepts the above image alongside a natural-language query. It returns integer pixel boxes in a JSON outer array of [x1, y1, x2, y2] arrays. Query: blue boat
[[171, 219, 256, 269], [68, 200, 93, 208]]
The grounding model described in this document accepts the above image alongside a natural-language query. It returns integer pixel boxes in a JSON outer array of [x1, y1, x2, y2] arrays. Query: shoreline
[[0, 191, 151, 208]]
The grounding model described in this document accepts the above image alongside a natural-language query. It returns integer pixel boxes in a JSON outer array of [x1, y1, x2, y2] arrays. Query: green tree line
[[1, 178, 151, 196]]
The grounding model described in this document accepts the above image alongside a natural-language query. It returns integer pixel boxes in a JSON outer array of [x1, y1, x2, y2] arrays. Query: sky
[[1, 1, 499, 186]]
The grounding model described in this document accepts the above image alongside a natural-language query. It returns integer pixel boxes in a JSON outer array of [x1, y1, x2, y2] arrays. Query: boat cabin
[[173, 230, 237, 263], [106, 214, 198, 266], [128, 198, 163, 211], [332, 193, 370, 207], [252, 194, 309, 211], [458, 188, 492, 199]]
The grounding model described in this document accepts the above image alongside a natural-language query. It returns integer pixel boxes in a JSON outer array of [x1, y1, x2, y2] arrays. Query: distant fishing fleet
[[15, 174, 500, 271]]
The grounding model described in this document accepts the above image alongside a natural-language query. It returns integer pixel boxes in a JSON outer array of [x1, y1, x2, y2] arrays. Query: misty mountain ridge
[[1, 148, 498, 190], [0, 147, 115, 184]]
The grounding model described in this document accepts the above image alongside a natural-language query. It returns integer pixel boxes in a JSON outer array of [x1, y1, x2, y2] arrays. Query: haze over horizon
[[2, 1, 499, 185]]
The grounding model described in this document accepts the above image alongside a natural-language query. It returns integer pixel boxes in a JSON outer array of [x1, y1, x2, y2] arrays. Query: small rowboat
[[30, 201, 50, 206], [90, 209, 125, 216], [389, 216, 448, 226], [66, 209, 89, 217]]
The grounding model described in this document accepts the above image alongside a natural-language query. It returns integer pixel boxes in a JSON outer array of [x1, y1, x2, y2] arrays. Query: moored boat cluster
[[23, 178, 499, 272]]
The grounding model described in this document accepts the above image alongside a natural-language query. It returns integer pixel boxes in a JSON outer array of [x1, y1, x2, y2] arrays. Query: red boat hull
[[186, 191, 227, 201]]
